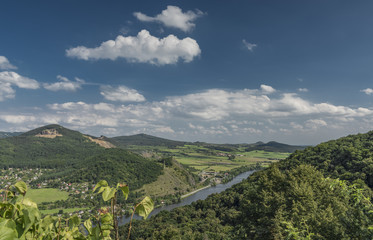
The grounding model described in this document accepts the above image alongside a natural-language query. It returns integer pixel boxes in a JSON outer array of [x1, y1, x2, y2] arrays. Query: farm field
[[125, 144, 290, 173], [40, 207, 89, 215], [27, 188, 69, 204]]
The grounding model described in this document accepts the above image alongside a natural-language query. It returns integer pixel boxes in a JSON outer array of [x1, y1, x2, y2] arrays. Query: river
[[118, 170, 256, 225]]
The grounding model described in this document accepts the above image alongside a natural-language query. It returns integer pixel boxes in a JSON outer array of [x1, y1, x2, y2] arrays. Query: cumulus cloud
[[134, 6, 204, 32], [43, 75, 85, 92], [66, 30, 201, 65], [242, 40, 257, 51], [0, 71, 40, 101], [261, 84, 276, 94], [3, 84, 373, 144], [361, 88, 373, 95], [100, 85, 146, 102], [0, 56, 17, 70]]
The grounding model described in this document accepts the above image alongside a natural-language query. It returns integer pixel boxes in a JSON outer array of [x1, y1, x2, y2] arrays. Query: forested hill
[[123, 131, 373, 239], [108, 133, 186, 147], [0, 124, 162, 189], [244, 141, 306, 152], [281, 131, 373, 188], [109, 134, 305, 152]]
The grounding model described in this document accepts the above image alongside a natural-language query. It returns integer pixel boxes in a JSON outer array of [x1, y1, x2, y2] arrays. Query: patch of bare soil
[[84, 136, 116, 148], [35, 129, 62, 138]]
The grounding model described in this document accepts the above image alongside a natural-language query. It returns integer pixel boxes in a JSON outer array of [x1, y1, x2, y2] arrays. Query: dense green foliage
[[121, 131, 373, 239], [124, 165, 373, 239], [65, 149, 163, 188], [281, 131, 373, 188], [0, 125, 162, 189]]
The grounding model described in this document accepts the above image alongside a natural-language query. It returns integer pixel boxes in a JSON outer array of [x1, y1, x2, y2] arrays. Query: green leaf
[[100, 213, 113, 225], [102, 187, 116, 202], [93, 180, 108, 193], [20, 207, 40, 238], [0, 226, 17, 240], [40, 215, 56, 232], [21, 198, 37, 208], [14, 181, 27, 196], [68, 214, 81, 229], [117, 183, 129, 200], [135, 196, 154, 219], [84, 219, 92, 235], [0, 219, 16, 229]]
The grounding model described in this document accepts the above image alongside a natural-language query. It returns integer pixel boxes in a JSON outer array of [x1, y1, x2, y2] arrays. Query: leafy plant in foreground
[[0, 180, 154, 239]]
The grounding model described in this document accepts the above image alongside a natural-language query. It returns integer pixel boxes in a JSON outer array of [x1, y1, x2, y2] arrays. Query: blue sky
[[1, 0, 373, 145]]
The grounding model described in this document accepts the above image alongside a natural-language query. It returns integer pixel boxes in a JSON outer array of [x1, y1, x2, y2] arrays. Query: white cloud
[[43, 75, 85, 92], [66, 30, 201, 65], [261, 84, 276, 94], [361, 88, 373, 95], [242, 40, 257, 51], [0, 71, 39, 89], [134, 6, 204, 32], [298, 88, 308, 92], [0, 71, 40, 101], [0, 82, 15, 101], [0, 114, 36, 124], [3, 84, 373, 145], [305, 119, 327, 129], [0, 56, 17, 70], [100, 85, 146, 102]]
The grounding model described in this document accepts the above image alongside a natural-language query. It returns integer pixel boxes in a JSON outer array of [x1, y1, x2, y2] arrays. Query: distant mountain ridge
[[0, 131, 23, 138], [108, 133, 186, 147], [108, 134, 306, 152], [244, 140, 306, 152], [1, 124, 306, 152]]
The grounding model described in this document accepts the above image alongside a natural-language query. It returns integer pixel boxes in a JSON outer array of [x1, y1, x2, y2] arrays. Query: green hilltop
[[0, 124, 162, 189]]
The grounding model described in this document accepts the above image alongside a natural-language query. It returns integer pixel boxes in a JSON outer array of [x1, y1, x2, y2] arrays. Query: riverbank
[[181, 185, 211, 199], [119, 169, 257, 226]]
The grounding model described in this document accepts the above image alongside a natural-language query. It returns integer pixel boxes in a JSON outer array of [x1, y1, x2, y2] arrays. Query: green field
[[126, 144, 290, 173], [40, 207, 88, 215], [27, 188, 69, 204]]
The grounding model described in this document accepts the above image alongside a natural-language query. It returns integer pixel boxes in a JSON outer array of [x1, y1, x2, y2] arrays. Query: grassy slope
[[137, 167, 192, 197]]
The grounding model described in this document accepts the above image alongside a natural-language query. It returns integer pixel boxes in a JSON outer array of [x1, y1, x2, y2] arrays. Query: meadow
[[27, 188, 69, 204]]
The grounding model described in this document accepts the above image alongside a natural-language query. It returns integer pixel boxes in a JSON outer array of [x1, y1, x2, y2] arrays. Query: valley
[[0, 124, 300, 219]]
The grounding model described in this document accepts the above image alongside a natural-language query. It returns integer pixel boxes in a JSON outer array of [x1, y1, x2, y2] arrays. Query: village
[[0, 168, 97, 218]]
